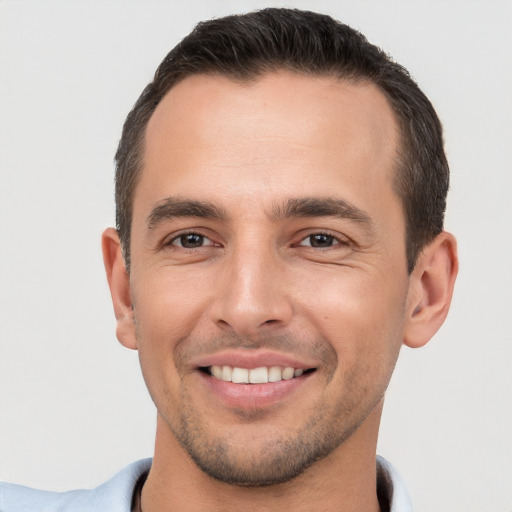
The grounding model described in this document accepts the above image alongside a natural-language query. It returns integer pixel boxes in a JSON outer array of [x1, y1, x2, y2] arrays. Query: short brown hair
[[115, 8, 448, 273]]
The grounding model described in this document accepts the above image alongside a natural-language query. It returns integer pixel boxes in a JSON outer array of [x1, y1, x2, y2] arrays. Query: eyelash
[[295, 231, 350, 249], [165, 230, 217, 249], [163, 230, 350, 251]]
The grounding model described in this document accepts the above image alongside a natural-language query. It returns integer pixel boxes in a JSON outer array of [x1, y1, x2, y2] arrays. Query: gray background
[[0, 1, 511, 511]]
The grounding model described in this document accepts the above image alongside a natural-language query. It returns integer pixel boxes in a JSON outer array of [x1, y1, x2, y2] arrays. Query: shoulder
[[376, 455, 413, 512], [0, 458, 152, 512]]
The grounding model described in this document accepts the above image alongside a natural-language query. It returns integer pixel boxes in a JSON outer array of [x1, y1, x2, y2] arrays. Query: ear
[[102, 228, 138, 350], [403, 231, 458, 348]]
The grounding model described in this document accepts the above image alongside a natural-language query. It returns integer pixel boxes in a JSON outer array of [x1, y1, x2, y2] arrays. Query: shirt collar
[[377, 455, 413, 512]]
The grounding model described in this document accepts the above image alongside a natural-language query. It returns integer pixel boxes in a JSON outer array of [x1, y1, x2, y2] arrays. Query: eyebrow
[[146, 195, 373, 230], [270, 197, 373, 228], [147, 198, 227, 229]]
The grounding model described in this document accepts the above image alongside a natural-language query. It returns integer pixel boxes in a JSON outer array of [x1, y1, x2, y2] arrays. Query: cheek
[[131, 270, 213, 391], [303, 271, 407, 417], [133, 268, 212, 339], [297, 266, 408, 364]]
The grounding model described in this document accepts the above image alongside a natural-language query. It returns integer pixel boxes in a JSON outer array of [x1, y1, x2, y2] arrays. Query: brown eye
[[299, 234, 339, 248], [171, 233, 212, 248]]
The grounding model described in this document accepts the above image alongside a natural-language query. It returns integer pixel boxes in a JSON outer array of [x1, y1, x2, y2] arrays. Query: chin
[[170, 411, 361, 487]]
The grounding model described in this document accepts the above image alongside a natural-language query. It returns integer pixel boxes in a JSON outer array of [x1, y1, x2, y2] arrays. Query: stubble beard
[[139, 330, 400, 488], [169, 400, 360, 487], [161, 370, 387, 488]]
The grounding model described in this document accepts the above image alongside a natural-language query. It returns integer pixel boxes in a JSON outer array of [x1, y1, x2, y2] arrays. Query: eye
[[298, 233, 345, 248], [170, 232, 214, 249]]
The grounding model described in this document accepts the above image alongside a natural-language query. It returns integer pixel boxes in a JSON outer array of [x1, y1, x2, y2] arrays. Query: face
[[127, 72, 411, 485]]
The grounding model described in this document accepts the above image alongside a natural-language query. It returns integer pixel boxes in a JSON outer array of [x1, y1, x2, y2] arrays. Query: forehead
[[137, 71, 400, 220]]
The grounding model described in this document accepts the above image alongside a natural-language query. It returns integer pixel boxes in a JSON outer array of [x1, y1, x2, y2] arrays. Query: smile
[[203, 365, 315, 384]]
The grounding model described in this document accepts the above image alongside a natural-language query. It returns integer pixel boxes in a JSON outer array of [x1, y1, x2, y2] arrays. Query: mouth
[[199, 365, 316, 384], [194, 357, 319, 410]]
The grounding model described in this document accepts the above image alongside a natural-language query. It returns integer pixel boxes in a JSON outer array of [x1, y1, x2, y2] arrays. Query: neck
[[141, 402, 383, 512]]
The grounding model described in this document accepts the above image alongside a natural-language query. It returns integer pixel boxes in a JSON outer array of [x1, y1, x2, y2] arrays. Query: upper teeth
[[210, 365, 304, 384]]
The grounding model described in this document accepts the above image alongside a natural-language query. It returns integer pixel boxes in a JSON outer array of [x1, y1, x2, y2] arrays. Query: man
[[0, 8, 457, 512]]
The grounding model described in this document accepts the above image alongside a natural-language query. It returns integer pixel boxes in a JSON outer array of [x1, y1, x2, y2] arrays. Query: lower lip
[[197, 371, 313, 410]]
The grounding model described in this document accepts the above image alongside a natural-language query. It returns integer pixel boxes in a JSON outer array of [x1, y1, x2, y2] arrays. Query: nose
[[210, 243, 293, 337]]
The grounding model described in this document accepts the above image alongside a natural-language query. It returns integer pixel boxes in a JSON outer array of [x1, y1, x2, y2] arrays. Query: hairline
[[122, 68, 415, 272]]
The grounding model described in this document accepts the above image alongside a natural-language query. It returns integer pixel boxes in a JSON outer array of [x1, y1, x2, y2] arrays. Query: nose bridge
[[211, 232, 292, 335]]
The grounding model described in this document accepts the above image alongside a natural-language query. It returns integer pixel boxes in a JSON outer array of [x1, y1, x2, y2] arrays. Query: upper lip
[[191, 349, 317, 370]]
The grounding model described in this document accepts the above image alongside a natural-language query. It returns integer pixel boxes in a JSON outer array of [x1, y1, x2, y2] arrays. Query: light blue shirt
[[0, 456, 412, 511]]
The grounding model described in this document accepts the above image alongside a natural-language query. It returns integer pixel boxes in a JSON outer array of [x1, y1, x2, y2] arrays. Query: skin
[[103, 72, 458, 511]]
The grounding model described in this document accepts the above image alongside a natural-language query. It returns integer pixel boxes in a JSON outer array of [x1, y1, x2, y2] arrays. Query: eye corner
[[160, 229, 223, 251], [295, 231, 351, 249]]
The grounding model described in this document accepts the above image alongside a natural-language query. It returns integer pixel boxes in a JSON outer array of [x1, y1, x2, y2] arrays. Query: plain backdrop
[[0, 1, 511, 511]]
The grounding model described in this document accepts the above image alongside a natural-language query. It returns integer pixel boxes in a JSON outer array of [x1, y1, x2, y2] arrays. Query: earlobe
[[102, 228, 138, 350], [403, 231, 458, 348]]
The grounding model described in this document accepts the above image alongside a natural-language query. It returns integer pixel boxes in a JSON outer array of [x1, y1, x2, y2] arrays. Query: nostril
[[212, 295, 293, 336]]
